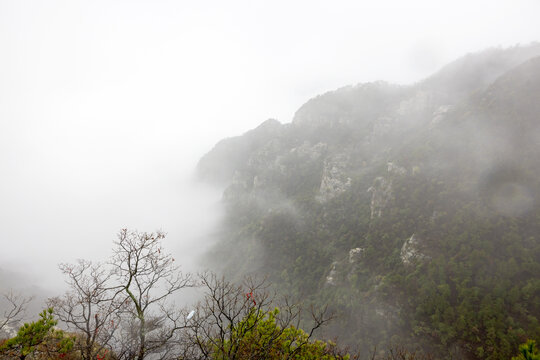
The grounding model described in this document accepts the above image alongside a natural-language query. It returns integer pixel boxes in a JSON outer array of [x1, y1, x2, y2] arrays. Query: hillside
[[197, 45, 540, 359]]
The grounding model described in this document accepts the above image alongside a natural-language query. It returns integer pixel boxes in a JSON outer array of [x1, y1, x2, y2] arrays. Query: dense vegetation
[[0, 233, 362, 360], [0, 308, 73, 359], [198, 45, 540, 359]]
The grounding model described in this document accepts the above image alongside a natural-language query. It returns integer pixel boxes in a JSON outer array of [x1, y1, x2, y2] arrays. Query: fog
[[1, 0, 540, 306]]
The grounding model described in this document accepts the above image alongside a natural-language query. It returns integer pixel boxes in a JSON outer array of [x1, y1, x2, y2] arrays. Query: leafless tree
[[0, 291, 32, 338], [179, 272, 335, 360], [47, 259, 122, 360], [181, 273, 273, 360], [111, 229, 195, 360]]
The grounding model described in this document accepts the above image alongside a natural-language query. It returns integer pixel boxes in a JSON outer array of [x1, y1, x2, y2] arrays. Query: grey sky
[[1, 0, 539, 291]]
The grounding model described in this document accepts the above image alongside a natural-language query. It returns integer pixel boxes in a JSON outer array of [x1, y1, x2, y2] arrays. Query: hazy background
[[1, 0, 539, 297]]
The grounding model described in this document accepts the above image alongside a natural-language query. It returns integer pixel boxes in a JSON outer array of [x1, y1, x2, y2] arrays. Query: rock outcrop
[[317, 155, 351, 202], [367, 177, 392, 219], [197, 45, 540, 357], [400, 234, 428, 265]]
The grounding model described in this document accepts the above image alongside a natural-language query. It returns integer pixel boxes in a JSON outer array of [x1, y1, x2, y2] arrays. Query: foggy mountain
[[197, 45, 540, 359]]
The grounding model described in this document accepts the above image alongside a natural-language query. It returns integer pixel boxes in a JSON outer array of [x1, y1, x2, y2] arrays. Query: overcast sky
[[1, 0, 540, 292]]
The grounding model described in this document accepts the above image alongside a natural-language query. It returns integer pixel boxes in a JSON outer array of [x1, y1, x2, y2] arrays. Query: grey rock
[[430, 105, 452, 127], [325, 261, 339, 286], [400, 234, 428, 265], [290, 141, 328, 160], [317, 155, 352, 202], [387, 161, 407, 176], [349, 247, 365, 263], [367, 177, 393, 219]]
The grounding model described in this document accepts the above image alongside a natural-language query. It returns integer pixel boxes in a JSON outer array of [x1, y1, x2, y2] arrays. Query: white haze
[[1, 0, 539, 299]]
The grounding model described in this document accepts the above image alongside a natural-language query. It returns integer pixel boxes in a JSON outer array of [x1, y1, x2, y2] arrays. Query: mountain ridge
[[196, 44, 540, 359]]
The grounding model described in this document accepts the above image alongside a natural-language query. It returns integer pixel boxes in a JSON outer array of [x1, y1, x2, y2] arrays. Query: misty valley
[[2, 45, 540, 360]]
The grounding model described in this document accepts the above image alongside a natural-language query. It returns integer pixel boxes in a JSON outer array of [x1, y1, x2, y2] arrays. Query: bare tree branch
[[179, 272, 337, 360], [47, 259, 123, 360], [0, 290, 32, 335], [111, 229, 195, 360]]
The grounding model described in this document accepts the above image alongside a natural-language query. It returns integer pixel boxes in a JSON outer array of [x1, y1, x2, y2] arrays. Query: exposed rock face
[[290, 141, 327, 160], [367, 177, 392, 219], [400, 234, 427, 265], [325, 261, 339, 286], [366, 162, 407, 219], [317, 155, 352, 202], [349, 247, 365, 263], [430, 105, 452, 126], [387, 162, 407, 176]]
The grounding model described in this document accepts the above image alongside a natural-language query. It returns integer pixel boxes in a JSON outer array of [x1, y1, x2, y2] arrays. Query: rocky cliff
[[197, 45, 540, 359]]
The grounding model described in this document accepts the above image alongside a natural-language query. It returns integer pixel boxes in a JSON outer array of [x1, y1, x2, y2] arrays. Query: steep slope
[[197, 45, 540, 359]]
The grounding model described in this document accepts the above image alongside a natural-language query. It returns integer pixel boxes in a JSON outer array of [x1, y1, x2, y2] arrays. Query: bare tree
[[0, 291, 32, 337], [47, 259, 122, 360], [180, 272, 336, 360], [182, 273, 273, 360], [111, 229, 194, 360]]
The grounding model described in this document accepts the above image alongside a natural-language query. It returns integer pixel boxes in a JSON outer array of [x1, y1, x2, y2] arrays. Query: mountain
[[197, 44, 540, 359]]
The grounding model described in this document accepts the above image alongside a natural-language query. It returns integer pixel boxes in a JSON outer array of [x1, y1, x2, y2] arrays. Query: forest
[[197, 45, 540, 359], [1, 230, 538, 359]]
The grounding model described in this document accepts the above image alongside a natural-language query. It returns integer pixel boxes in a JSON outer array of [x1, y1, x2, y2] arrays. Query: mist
[[1, 0, 540, 328]]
